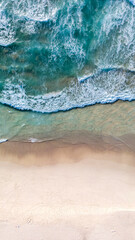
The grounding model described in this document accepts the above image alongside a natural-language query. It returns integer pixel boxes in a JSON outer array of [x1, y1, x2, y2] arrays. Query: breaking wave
[[0, 0, 135, 113]]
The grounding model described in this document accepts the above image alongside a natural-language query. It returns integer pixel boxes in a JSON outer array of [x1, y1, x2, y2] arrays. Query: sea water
[[0, 0, 135, 143]]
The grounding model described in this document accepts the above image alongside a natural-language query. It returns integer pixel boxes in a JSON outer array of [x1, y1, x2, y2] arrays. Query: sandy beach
[[0, 0, 135, 239], [0, 140, 135, 239]]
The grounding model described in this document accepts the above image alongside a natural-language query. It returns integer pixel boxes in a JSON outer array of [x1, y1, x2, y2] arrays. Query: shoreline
[[0, 140, 135, 239], [0, 136, 135, 166], [1, 100, 135, 144], [0, 131, 135, 164]]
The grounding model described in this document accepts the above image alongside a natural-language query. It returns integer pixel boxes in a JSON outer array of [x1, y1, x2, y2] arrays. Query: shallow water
[[0, 101, 135, 149]]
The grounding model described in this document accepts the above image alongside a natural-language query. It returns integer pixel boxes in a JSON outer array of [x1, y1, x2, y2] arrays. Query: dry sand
[[0, 141, 135, 239]]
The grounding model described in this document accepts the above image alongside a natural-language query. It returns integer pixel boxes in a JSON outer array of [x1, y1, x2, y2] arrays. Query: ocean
[[0, 0, 135, 144]]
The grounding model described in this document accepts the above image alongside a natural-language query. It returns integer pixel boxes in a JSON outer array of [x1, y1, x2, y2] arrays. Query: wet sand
[[0, 140, 135, 239]]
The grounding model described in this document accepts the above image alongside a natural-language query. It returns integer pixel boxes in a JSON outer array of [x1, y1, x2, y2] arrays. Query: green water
[[0, 0, 135, 113], [0, 101, 135, 146], [0, 0, 135, 144]]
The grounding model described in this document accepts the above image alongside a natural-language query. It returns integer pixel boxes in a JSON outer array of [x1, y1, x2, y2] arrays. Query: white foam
[[128, 0, 135, 5], [0, 0, 135, 112], [29, 138, 42, 143], [13, 0, 59, 22], [0, 69, 135, 113], [0, 9, 16, 46], [91, 1, 135, 72], [0, 139, 8, 143]]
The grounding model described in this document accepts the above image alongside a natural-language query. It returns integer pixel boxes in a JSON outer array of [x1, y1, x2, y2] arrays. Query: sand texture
[[0, 141, 135, 239]]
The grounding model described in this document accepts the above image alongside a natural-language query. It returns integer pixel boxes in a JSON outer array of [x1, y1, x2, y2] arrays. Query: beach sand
[[0, 140, 135, 239]]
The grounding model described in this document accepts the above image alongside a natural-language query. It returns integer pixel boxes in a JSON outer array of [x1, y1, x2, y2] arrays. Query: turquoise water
[[0, 0, 135, 142], [0, 101, 135, 145]]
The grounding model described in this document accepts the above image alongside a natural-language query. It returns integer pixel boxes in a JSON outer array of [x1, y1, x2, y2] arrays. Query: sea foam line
[[0, 67, 135, 113]]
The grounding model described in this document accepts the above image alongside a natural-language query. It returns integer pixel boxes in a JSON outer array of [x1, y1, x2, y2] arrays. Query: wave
[[0, 139, 8, 143], [0, 38, 17, 47], [0, 68, 135, 113], [0, 0, 135, 112], [128, 0, 135, 5], [0, 9, 16, 47]]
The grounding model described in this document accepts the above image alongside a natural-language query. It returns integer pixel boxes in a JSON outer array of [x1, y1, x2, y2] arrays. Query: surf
[[0, 0, 135, 113]]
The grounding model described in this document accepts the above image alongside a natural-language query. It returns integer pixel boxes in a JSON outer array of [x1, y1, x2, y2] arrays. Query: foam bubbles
[[0, 69, 135, 113], [0, 0, 135, 113], [0, 9, 16, 46], [0, 139, 8, 143], [128, 0, 135, 5]]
